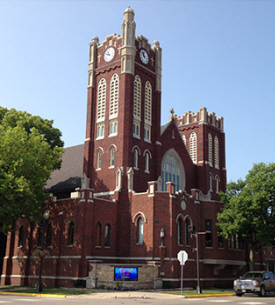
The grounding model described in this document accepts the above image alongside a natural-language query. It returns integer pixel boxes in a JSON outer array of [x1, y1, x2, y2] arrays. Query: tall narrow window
[[214, 136, 219, 169], [97, 78, 106, 122], [134, 148, 139, 169], [209, 173, 213, 192], [68, 222, 74, 246], [110, 148, 115, 168], [46, 224, 52, 247], [133, 75, 141, 119], [144, 81, 152, 124], [109, 119, 118, 136], [97, 151, 102, 170], [133, 120, 140, 138], [96, 122, 105, 139], [189, 132, 197, 164], [208, 133, 213, 166], [109, 74, 119, 119], [185, 219, 190, 246], [215, 175, 220, 193], [104, 224, 110, 247], [137, 217, 144, 244], [18, 226, 24, 248], [177, 218, 183, 245], [96, 222, 101, 246], [144, 125, 151, 142], [145, 152, 150, 173], [205, 219, 213, 247], [133, 76, 141, 137]]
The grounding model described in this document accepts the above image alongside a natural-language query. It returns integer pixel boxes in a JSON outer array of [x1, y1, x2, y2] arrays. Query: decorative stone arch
[[107, 144, 118, 153], [184, 214, 194, 228], [132, 145, 141, 155], [176, 213, 185, 224], [132, 211, 147, 224], [143, 149, 152, 158], [95, 147, 104, 154], [161, 148, 186, 191]]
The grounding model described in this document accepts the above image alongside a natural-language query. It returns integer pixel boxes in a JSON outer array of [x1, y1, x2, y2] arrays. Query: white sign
[[177, 250, 188, 265]]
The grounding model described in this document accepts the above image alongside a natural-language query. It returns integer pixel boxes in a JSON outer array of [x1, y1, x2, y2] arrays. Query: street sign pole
[[177, 250, 188, 294], [180, 263, 183, 293]]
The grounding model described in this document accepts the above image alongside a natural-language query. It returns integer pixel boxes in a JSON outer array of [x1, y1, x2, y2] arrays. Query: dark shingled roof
[[46, 144, 84, 192]]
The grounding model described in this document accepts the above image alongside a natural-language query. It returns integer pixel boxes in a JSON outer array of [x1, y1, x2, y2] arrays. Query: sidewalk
[[0, 288, 235, 299]]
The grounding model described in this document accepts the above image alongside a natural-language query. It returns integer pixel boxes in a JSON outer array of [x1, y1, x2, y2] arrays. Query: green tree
[[217, 163, 275, 270], [0, 107, 64, 233]]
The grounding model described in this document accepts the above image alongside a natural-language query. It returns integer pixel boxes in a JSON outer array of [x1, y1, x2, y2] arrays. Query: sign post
[[177, 250, 188, 293]]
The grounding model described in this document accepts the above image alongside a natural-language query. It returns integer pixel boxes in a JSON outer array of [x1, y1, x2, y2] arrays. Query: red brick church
[[1, 8, 273, 289]]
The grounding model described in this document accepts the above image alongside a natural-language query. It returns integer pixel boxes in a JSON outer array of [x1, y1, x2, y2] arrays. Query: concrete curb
[[0, 291, 66, 298], [185, 293, 235, 298], [0, 291, 235, 299]]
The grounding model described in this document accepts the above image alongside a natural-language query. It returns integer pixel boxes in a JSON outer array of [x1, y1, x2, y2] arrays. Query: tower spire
[[121, 7, 136, 74]]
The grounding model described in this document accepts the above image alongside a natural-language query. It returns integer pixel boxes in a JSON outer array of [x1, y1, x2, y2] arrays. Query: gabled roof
[[46, 144, 84, 192], [160, 121, 172, 135]]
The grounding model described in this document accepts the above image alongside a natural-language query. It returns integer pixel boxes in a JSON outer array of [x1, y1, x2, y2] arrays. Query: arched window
[[214, 136, 219, 169], [96, 222, 101, 246], [134, 148, 139, 169], [185, 218, 190, 246], [97, 78, 106, 122], [110, 148, 115, 167], [137, 217, 144, 244], [68, 222, 74, 246], [161, 150, 185, 192], [109, 120, 118, 136], [208, 133, 213, 166], [104, 224, 110, 247], [144, 81, 152, 124], [215, 175, 220, 193], [177, 218, 183, 245], [133, 75, 141, 119], [145, 152, 150, 173], [189, 132, 197, 164], [46, 223, 52, 247], [96, 123, 105, 139], [18, 226, 24, 248], [109, 74, 119, 119], [209, 173, 214, 192], [97, 151, 102, 170], [182, 134, 186, 146]]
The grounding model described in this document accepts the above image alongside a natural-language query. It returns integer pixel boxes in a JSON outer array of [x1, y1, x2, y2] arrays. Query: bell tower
[[83, 8, 162, 194]]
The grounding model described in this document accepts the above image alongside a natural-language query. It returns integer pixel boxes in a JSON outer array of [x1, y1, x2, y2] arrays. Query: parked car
[[234, 271, 275, 297]]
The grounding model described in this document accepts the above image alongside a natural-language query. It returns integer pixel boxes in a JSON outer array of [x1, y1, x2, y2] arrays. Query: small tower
[[175, 107, 226, 197]]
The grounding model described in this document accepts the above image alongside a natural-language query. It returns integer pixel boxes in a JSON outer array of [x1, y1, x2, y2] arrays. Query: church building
[[1, 8, 272, 289]]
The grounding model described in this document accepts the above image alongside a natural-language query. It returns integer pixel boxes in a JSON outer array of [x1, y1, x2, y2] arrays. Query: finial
[[169, 108, 175, 121]]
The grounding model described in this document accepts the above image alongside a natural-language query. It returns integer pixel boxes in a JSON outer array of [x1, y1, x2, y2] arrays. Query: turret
[[121, 7, 136, 74]]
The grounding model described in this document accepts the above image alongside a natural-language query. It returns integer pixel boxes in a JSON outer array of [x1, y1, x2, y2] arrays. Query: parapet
[[173, 107, 224, 132]]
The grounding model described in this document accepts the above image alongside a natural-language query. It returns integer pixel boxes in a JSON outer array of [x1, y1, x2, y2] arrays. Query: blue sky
[[1, 0, 274, 182]]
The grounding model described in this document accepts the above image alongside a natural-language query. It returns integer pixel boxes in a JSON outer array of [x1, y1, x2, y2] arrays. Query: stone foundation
[[86, 261, 161, 289]]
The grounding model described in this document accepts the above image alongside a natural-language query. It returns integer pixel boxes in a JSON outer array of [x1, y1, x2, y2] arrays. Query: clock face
[[104, 47, 115, 62], [139, 49, 149, 64]]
